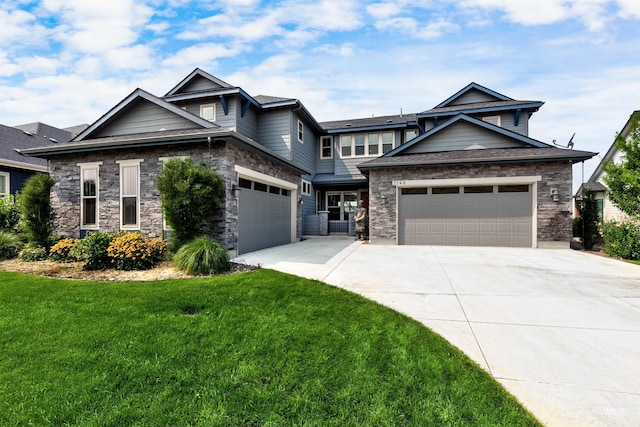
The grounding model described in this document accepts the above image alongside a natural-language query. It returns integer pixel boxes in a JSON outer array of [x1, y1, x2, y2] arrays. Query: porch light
[[550, 188, 559, 202]]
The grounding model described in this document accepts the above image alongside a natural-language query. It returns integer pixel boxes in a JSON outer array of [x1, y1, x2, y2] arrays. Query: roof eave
[[417, 101, 544, 118]]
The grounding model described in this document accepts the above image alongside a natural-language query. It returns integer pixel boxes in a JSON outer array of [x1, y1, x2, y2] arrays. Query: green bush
[[72, 232, 115, 270], [20, 174, 56, 250], [0, 231, 23, 260], [49, 238, 78, 262], [173, 236, 230, 275], [0, 195, 21, 232], [157, 158, 224, 251], [19, 245, 48, 262], [602, 220, 640, 260]]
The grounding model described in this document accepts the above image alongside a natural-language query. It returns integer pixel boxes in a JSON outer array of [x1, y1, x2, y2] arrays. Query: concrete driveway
[[235, 239, 640, 427]]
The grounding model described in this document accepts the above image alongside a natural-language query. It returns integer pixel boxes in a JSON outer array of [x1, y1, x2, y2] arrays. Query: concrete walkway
[[235, 239, 640, 426]]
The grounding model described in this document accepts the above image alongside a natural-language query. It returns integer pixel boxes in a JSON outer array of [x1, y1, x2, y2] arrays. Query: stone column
[[318, 211, 329, 236]]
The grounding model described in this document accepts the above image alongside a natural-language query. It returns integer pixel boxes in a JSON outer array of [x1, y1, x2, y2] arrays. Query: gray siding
[[447, 89, 498, 106], [335, 156, 367, 176], [180, 76, 225, 93], [176, 97, 236, 129], [257, 109, 292, 160], [316, 135, 335, 174], [469, 112, 529, 136], [95, 100, 199, 137], [291, 113, 316, 173], [404, 121, 528, 154], [236, 101, 258, 140]]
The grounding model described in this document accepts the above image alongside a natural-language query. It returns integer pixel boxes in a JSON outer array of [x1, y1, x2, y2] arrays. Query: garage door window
[[464, 186, 493, 194], [401, 188, 427, 195], [432, 187, 460, 194], [498, 185, 529, 193]]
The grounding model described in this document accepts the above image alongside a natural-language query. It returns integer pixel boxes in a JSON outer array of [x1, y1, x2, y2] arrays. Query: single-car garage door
[[237, 177, 292, 254], [399, 184, 532, 247]]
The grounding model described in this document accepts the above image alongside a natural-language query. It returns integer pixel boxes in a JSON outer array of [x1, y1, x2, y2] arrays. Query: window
[[302, 180, 311, 196], [464, 186, 493, 194], [498, 185, 529, 193], [117, 159, 142, 228], [339, 131, 395, 158], [0, 172, 9, 197], [482, 115, 501, 126], [401, 187, 427, 195], [77, 162, 101, 229], [432, 187, 460, 195], [405, 129, 418, 142], [298, 120, 304, 142], [320, 136, 333, 159], [200, 104, 216, 121], [340, 135, 352, 157], [327, 192, 357, 221]]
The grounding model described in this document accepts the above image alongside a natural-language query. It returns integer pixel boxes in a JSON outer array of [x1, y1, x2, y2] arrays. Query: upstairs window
[[405, 129, 418, 142], [298, 120, 304, 142], [482, 115, 501, 126], [200, 104, 216, 121], [339, 131, 395, 158], [302, 180, 311, 196], [320, 136, 333, 159]]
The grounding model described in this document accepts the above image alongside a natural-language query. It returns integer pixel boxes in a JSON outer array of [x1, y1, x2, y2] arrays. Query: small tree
[[603, 111, 640, 216], [157, 158, 224, 250], [20, 173, 56, 250], [578, 189, 601, 250]]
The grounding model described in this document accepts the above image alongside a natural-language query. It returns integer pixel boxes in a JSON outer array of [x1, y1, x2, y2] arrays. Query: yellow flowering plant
[[107, 232, 167, 271]]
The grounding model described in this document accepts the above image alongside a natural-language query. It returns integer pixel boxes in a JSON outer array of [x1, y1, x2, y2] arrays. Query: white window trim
[[116, 159, 143, 230], [482, 115, 501, 126], [298, 120, 304, 143], [302, 179, 311, 196], [200, 103, 216, 122], [0, 171, 9, 197], [339, 131, 395, 158], [77, 162, 102, 230], [320, 136, 333, 159]]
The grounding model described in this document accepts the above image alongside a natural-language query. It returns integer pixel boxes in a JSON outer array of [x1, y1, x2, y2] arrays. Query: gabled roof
[[434, 82, 512, 109], [384, 113, 549, 158], [254, 95, 296, 105], [73, 88, 217, 142], [587, 110, 640, 183], [165, 68, 232, 96], [358, 147, 597, 172], [321, 114, 419, 133], [0, 124, 63, 171], [418, 100, 544, 118]]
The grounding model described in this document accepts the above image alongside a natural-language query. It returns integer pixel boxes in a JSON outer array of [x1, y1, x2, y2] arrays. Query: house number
[[392, 180, 406, 186]]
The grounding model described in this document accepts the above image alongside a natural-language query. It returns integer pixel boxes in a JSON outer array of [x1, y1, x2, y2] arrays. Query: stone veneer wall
[[367, 161, 573, 246], [47, 139, 302, 252]]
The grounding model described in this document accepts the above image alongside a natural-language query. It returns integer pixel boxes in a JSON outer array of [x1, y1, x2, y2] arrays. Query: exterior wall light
[[550, 188, 559, 202]]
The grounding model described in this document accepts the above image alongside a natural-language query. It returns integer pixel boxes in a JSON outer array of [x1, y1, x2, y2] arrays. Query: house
[[575, 110, 639, 221], [21, 69, 596, 255], [0, 122, 79, 196]]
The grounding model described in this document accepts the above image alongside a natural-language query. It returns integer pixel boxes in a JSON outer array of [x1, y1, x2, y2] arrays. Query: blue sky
[[1, 0, 640, 189]]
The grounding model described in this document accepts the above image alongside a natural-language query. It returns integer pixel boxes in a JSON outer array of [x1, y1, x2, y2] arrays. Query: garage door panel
[[399, 184, 532, 247]]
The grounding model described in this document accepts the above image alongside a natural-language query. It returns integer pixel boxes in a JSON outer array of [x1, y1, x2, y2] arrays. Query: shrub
[[0, 195, 21, 232], [148, 237, 168, 262], [49, 238, 78, 262], [173, 236, 230, 275], [19, 245, 48, 262], [20, 174, 56, 250], [107, 232, 155, 271], [72, 232, 114, 270], [157, 158, 224, 251], [0, 231, 23, 260], [602, 220, 640, 260]]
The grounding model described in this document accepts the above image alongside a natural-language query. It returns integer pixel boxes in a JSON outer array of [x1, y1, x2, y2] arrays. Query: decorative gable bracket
[[241, 99, 251, 117], [515, 109, 521, 126], [220, 95, 229, 115]]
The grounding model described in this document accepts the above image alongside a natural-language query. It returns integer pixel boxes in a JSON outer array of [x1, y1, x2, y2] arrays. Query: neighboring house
[[21, 69, 596, 254], [0, 122, 78, 196], [575, 110, 639, 222]]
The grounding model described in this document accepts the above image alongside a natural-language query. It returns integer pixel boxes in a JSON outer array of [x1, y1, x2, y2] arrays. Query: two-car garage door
[[399, 184, 532, 247]]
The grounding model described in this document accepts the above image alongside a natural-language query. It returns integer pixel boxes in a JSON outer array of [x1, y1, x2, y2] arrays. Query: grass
[[0, 270, 540, 426]]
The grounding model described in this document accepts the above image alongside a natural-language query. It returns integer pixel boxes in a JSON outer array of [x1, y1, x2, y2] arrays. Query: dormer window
[[482, 115, 501, 127], [200, 104, 216, 121]]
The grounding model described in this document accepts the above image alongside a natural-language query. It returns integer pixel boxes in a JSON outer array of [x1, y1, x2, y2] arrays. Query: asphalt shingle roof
[[320, 113, 418, 130], [0, 124, 70, 168]]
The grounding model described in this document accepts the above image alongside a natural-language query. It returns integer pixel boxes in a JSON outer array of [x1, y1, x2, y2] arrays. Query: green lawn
[[0, 269, 539, 426]]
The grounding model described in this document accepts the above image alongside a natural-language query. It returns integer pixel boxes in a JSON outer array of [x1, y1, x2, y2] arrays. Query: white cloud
[[161, 43, 241, 70], [617, 0, 640, 18], [315, 43, 357, 57], [0, 7, 47, 47]]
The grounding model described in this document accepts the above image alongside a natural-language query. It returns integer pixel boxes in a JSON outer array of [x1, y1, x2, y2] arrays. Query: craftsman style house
[[22, 69, 595, 255]]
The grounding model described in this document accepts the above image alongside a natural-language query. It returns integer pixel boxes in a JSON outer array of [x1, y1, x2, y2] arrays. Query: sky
[[1, 0, 640, 191]]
